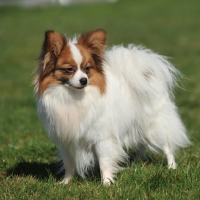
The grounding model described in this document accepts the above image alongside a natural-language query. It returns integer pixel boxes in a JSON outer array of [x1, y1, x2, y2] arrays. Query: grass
[[0, 0, 200, 199]]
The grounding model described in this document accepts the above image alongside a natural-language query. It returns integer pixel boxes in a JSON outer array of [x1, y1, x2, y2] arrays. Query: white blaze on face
[[69, 43, 88, 89], [69, 43, 83, 66]]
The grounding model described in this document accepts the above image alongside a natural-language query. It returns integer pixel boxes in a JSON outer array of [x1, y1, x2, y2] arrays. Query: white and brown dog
[[34, 29, 190, 185]]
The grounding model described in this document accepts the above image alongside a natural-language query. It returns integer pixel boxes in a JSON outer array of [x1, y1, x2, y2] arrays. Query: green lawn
[[0, 0, 200, 199]]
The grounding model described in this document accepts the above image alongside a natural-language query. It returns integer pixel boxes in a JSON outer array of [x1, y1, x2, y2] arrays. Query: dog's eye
[[65, 68, 74, 74], [85, 66, 91, 73]]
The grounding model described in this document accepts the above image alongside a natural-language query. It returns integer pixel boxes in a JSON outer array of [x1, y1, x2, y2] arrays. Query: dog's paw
[[59, 176, 73, 184], [168, 162, 177, 169], [102, 177, 114, 186]]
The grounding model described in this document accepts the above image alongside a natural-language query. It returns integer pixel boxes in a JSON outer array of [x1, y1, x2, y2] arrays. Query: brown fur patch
[[89, 69, 106, 94], [77, 29, 106, 71], [39, 75, 60, 95], [37, 44, 79, 96], [77, 30, 107, 94]]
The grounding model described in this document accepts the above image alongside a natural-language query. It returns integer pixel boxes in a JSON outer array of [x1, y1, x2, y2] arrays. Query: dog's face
[[35, 29, 106, 96], [54, 43, 93, 90]]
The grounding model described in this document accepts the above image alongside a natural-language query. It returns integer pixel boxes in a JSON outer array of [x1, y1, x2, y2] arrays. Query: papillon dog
[[34, 29, 190, 185]]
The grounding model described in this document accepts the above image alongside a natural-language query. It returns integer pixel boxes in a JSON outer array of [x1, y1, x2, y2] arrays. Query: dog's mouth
[[61, 80, 87, 90], [70, 85, 85, 90], [61, 79, 88, 90]]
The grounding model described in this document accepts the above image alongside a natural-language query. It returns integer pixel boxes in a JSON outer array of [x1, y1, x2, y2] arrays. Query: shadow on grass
[[5, 153, 163, 182], [6, 161, 62, 181], [5, 161, 102, 183]]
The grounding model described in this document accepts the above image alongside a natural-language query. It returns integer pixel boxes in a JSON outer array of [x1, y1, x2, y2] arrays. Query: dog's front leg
[[59, 147, 75, 184], [95, 140, 118, 185]]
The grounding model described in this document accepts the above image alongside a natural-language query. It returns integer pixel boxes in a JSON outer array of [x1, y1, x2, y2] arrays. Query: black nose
[[80, 78, 88, 86]]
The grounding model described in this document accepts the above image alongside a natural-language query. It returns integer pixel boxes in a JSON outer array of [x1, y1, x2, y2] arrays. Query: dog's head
[[34, 29, 106, 96]]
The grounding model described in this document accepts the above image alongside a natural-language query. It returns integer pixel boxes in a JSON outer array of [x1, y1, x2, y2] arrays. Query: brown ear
[[36, 31, 66, 79], [78, 29, 106, 71], [78, 29, 106, 55], [42, 30, 66, 56]]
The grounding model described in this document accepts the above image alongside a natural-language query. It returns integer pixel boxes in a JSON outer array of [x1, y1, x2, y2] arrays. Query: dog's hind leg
[[134, 144, 149, 163]]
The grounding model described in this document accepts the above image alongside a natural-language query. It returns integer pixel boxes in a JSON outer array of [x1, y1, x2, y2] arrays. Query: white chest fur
[[37, 85, 104, 143]]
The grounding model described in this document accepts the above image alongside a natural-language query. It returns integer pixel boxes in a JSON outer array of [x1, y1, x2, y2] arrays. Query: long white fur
[[36, 43, 190, 184]]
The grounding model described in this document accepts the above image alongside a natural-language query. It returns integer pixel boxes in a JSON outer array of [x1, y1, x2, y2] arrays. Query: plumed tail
[[106, 45, 182, 102]]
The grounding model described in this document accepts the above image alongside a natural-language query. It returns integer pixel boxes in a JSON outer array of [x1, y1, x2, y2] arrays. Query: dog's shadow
[[5, 161, 101, 182], [6, 161, 61, 181], [5, 153, 161, 182]]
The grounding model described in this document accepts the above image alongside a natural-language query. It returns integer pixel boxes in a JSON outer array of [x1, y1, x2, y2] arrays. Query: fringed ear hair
[[42, 30, 66, 57], [78, 29, 106, 52], [38, 30, 67, 72], [35, 31, 66, 86], [78, 29, 106, 71]]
